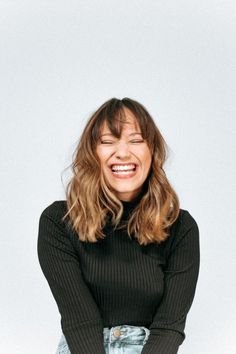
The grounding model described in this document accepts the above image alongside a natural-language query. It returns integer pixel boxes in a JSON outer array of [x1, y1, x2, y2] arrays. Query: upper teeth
[[111, 164, 136, 171]]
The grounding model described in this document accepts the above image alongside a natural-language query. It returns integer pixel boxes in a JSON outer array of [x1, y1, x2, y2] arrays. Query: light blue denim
[[55, 324, 150, 354]]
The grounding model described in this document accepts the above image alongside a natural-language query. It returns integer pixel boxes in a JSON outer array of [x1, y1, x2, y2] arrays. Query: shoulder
[[178, 208, 199, 232], [39, 200, 68, 225], [168, 208, 199, 249], [38, 201, 77, 253]]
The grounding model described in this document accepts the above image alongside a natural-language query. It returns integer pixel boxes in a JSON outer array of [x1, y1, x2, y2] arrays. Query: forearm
[[141, 329, 184, 354], [63, 321, 106, 354]]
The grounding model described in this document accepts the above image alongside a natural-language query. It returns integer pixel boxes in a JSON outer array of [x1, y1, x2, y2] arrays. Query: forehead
[[100, 109, 141, 133]]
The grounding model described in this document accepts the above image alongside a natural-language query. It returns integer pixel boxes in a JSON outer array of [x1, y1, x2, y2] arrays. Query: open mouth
[[110, 164, 137, 176]]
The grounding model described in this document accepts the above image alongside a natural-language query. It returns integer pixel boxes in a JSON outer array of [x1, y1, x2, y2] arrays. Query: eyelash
[[130, 139, 144, 144], [100, 140, 144, 144], [101, 142, 113, 144]]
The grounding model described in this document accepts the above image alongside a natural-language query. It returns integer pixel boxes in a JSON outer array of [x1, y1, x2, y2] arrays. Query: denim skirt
[[55, 324, 150, 354]]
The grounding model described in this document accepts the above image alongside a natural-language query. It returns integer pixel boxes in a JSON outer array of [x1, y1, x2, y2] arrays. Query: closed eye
[[100, 141, 115, 144], [100, 140, 144, 144], [130, 140, 144, 143]]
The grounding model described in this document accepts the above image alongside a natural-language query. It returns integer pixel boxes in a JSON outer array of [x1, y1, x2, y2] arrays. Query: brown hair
[[62, 97, 180, 245]]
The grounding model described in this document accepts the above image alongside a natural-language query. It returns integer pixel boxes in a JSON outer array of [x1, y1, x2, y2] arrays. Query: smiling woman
[[96, 108, 152, 201], [60, 98, 180, 244], [37, 97, 200, 354]]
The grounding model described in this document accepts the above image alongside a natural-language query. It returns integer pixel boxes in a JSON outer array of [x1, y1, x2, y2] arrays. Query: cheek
[[96, 150, 110, 172], [143, 153, 152, 173], [99, 153, 110, 165], [96, 147, 106, 163], [140, 148, 152, 163]]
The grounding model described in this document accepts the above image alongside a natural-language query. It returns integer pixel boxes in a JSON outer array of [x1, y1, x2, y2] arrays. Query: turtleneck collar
[[120, 181, 148, 218], [120, 199, 140, 221], [121, 193, 143, 210], [104, 180, 149, 225]]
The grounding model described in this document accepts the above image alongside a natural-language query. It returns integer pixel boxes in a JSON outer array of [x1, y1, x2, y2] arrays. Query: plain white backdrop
[[0, 1, 235, 353]]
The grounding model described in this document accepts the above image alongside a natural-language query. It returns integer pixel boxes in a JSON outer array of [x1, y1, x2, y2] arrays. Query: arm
[[37, 202, 106, 354], [141, 210, 200, 354]]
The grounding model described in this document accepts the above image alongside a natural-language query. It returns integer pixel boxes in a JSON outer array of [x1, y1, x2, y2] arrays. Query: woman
[[37, 97, 200, 354]]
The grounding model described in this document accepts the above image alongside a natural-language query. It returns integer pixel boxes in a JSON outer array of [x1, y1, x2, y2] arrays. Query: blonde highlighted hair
[[62, 97, 180, 245]]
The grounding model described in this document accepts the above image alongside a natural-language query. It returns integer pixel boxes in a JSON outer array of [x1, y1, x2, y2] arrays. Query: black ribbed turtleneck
[[120, 197, 141, 222], [119, 183, 148, 219], [37, 196, 200, 354]]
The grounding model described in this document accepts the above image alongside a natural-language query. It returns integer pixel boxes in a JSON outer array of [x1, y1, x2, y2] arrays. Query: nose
[[114, 141, 131, 159]]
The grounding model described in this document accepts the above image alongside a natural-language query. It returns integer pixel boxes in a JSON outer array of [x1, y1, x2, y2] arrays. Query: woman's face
[[96, 109, 152, 201]]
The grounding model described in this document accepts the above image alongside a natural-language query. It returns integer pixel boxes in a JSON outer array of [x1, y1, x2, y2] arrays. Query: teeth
[[113, 170, 134, 174], [111, 164, 136, 171]]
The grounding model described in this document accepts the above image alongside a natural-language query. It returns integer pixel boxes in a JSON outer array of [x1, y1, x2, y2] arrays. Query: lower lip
[[110, 166, 138, 179]]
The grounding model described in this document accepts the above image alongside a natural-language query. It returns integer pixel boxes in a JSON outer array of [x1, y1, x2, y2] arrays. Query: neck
[[120, 179, 148, 207], [120, 184, 148, 217]]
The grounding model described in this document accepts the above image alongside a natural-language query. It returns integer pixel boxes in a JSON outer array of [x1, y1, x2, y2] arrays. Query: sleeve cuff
[[141, 328, 184, 354], [62, 321, 106, 354]]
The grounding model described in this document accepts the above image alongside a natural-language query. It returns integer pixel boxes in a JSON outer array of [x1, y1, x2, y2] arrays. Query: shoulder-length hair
[[62, 97, 180, 245]]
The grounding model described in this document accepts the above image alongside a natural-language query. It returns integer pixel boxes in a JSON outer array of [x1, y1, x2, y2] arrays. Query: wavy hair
[[62, 97, 180, 245]]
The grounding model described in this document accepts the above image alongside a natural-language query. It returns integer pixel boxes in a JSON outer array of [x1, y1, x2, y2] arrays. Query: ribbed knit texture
[[37, 197, 200, 354]]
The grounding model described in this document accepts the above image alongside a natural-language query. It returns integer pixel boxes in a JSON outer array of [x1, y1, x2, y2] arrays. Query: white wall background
[[1, 1, 235, 353]]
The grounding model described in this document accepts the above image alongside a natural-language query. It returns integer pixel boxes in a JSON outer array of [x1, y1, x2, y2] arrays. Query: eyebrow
[[100, 133, 142, 137]]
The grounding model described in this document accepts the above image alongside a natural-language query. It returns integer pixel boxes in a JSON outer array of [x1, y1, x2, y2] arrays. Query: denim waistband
[[103, 325, 150, 344]]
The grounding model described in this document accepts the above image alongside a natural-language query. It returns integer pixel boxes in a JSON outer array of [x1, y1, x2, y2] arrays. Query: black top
[[37, 197, 200, 354]]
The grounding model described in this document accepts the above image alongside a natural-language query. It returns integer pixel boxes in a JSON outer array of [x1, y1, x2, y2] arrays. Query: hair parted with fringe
[[61, 97, 180, 245]]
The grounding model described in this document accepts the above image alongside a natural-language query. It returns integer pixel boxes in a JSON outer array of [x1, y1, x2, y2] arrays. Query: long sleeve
[[141, 210, 200, 354], [37, 202, 106, 354]]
